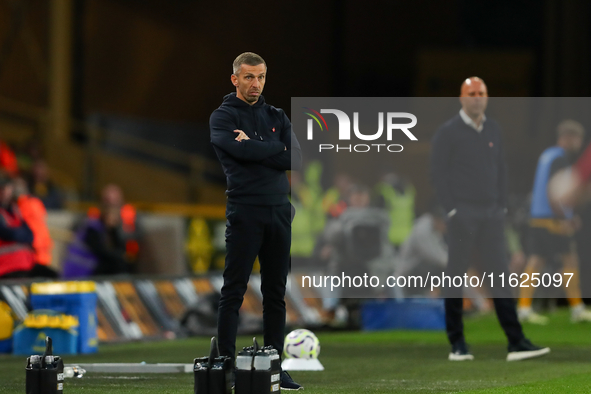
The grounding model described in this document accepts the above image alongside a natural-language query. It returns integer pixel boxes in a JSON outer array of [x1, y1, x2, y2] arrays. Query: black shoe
[[507, 338, 550, 361], [448, 341, 474, 361], [280, 370, 303, 391]]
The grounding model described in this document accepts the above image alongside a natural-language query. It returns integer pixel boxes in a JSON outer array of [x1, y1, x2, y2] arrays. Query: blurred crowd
[[2, 140, 65, 211], [290, 163, 482, 305], [0, 135, 142, 280], [0, 137, 62, 280], [290, 149, 591, 323]]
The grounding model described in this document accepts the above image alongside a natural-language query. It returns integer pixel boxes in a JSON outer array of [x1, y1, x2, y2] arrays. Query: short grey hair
[[557, 119, 585, 137], [232, 52, 266, 75]]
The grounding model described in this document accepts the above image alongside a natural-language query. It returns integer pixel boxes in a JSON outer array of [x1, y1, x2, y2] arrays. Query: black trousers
[[217, 202, 292, 358], [444, 203, 524, 347]]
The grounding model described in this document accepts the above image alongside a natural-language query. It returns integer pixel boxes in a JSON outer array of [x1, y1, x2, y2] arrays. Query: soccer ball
[[283, 329, 320, 359]]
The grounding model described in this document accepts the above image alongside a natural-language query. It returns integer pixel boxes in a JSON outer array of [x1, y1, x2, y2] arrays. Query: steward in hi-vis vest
[[0, 176, 34, 278], [290, 162, 325, 262], [375, 174, 415, 247]]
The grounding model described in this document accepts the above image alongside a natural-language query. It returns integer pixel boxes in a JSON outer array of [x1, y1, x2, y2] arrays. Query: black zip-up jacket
[[430, 113, 507, 213], [210, 93, 302, 205]]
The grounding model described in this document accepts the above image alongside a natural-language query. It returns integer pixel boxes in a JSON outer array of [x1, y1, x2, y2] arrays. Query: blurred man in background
[[0, 176, 34, 279], [316, 184, 392, 326], [322, 173, 352, 219], [210, 52, 302, 390], [396, 205, 448, 289], [27, 160, 64, 210], [430, 77, 548, 361], [518, 120, 591, 324], [319, 184, 391, 280], [62, 184, 141, 278], [549, 138, 591, 208]]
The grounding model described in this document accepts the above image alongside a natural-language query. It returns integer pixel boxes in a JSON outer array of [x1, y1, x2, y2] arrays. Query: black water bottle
[[252, 346, 281, 393], [207, 337, 232, 394], [235, 337, 259, 394], [193, 356, 210, 394], [25, 354, 42, 394], [194, 336, 219, 394], [209, 355, 233, 394], [39, 337, 64, 394]]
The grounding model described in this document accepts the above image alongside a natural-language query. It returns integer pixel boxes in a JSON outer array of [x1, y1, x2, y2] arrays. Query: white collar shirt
[[459, 109, 486, 133]]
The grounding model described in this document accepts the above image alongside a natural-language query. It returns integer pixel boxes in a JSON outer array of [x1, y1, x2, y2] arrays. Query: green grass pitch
[[1, 309, 590, 393]]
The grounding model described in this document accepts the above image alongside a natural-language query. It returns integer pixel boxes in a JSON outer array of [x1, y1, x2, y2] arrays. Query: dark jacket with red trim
[[210, 93, 302, 205]]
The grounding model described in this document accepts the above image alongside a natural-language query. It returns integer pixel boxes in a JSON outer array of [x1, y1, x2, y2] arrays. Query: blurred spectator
[[396, 206, 448, 280], [14, 178, 57, 278], [375, 173, 416, 247], [549, 138, 591, 208], [518, 120, 591, 324], [27, 160, 64, 210], [0, 176, 35, 279], [316, 184, 393, 326], [322, 173, 352, 219], [62, 184, 142, 278], [319, 184, 392, 287]]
